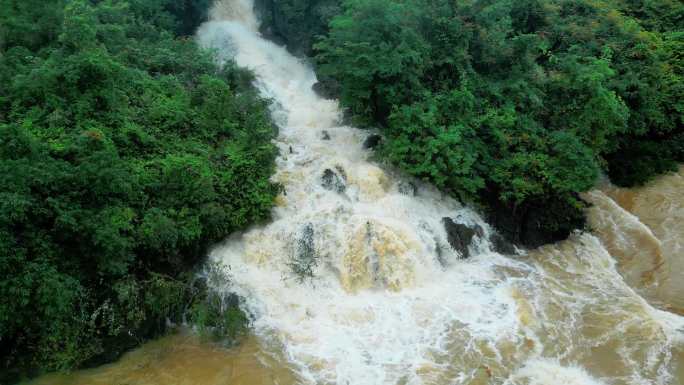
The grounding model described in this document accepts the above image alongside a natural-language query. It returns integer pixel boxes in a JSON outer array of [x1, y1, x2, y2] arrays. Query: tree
[[315, 0, 430, 125]]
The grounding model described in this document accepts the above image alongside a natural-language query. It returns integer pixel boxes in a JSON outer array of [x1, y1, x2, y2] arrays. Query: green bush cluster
[[260, 0, 682, 245], [0, 0, 277, 380]]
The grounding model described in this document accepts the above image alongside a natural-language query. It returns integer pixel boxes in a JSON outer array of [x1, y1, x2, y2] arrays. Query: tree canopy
[[306, 0, 683, 244], [0, 0, 277, 380]]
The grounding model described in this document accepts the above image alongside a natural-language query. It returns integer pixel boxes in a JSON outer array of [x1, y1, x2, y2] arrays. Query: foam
[[507, 358, 606, 385]]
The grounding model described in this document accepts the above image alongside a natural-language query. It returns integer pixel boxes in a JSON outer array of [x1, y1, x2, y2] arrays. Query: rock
[[289, 223, 318, 281], [312, 78, 341, 100], [435, 240, 447, 267], [258, 25, 287, 47], [490, 233, 516, 255], [321, 168, 346, 193], [520, 210, 559, 248], [340, 109, 354, 126], [475, 224, 485, 238], [442, 218, 483, 259], [398, 181, 417, 196], [298, 223, 315, 261], [223, 292, 241, 308], [363, 134, 382, 150], [321, 130, 331, 140], [484, 193, 586, 249], [334, 165, 347, 181]]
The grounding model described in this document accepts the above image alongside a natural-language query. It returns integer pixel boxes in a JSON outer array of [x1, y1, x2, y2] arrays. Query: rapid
[[27, 0, 684, 384]]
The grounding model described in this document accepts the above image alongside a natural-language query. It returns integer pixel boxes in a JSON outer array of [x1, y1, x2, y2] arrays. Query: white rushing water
[[195, 1, 684, 384]]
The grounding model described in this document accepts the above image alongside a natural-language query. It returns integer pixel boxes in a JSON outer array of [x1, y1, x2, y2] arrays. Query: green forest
[[1, 0, 683, 382], [0, 0, 278, 381], [258, 0, 683, 245]]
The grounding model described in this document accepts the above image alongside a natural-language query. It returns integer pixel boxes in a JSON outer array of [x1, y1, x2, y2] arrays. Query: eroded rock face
[[442, 218, 483, 258], [321, 168, 346, 193]]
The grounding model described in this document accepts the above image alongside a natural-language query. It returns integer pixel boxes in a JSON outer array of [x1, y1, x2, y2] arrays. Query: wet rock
[[435, 241, 447, 267], [312, 79, 341, 100], [223, 292, 241, 308], [258, 25, 287, 47], [298, 224, 315, 259], [474, 224, 485, 238], [398, 181, 417, 196], [334, 165, 347, 181], [363, 134, 382, 150], [321, 168, 346, 193], [321, 130, 331, 140], [442, 218, 483, 259], [485, 193, 587, 249], [289, 223, 318, 281], [490, 232, 516, 255], [340, 109, 354, 126]]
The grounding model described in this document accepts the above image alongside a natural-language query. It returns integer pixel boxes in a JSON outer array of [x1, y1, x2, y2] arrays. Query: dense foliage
[[257, 0, 683, 245], [0, 0, 278, 380], [254, 0, 341, 56]]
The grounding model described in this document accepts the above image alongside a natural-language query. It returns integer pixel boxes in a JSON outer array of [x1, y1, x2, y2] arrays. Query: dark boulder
[[442, 218, 483, 259], [334, 165, 347, 181], [321, 168, 346, 193], [397, 181, 417, 196], [490, 233, 516, 255], [288, 223, 318, 281], [321, 130, 331, 140], [484, 192, 587, 249], [256, 23, 287, 47], [223, 292, 241, 308], [434, 240, 447, 267], [363, 134, 382, 150], [312, 78, 341, 100], [340, 109, 354, 126]]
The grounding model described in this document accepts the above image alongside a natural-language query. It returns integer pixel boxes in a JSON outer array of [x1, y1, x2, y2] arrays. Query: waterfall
[[194, 2, 684, 384]]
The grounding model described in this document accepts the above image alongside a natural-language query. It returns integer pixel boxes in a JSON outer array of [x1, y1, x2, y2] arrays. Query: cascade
[[193, 1, 684, 383]]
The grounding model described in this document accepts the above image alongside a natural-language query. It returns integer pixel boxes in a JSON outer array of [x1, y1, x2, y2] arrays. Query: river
[[26, 0, 684, 384]]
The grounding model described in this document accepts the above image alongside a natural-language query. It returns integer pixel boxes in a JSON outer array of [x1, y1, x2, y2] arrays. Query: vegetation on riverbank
[[0, 0, 277, 381], [257, 0, 683, 246]]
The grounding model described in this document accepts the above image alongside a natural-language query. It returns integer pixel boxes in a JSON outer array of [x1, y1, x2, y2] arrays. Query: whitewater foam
[[506, 358, 607, 385]]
